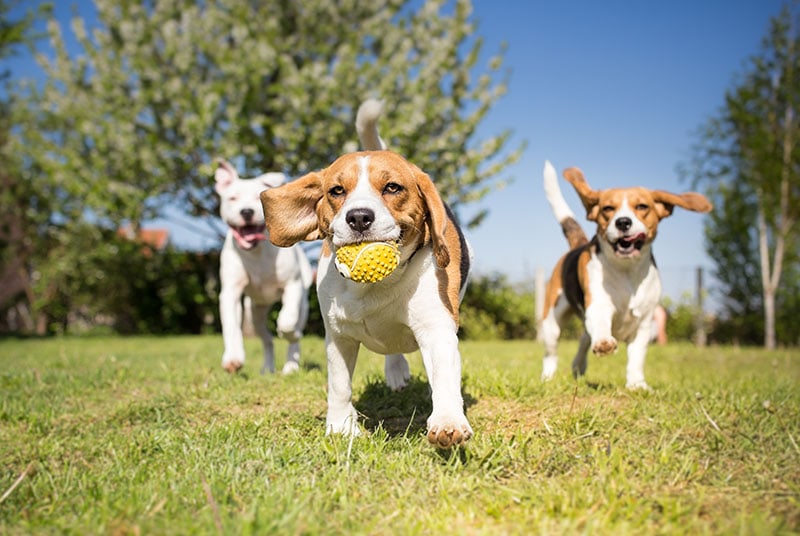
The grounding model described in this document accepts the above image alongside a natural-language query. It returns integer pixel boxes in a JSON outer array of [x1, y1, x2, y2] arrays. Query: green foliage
[[30, 224, 220, 334], [459, 272, 535, 340], [0, 337, 798, 533], [4, 0, 523, 333], [15, 0, 521, 225], [684, 5, 800, 348]]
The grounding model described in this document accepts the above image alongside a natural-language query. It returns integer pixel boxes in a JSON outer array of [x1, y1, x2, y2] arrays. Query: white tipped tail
[[356, 99, 387, 151], [543, 160, 575, 224]]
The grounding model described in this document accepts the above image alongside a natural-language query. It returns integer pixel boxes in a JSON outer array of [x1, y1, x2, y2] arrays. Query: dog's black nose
[[346, 208, 375, 232], [240, 208, 255, 222], [615, 217, 632, 231]]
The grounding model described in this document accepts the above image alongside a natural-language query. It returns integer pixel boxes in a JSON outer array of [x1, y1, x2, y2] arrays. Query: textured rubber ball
[[334, 241, 400, 283]]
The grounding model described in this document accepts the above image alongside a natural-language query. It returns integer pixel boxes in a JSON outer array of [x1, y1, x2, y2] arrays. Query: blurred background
[[1, 0, 797, 347]]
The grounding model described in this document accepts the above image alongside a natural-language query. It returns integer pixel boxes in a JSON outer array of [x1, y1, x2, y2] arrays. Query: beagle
[[540, 161, 712, 389], [259, 104, 473, 448]]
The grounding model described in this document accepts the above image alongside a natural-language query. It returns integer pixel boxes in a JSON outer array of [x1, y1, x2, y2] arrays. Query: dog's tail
[[356, 99, 387, 151], [544, 160, 588, 249]]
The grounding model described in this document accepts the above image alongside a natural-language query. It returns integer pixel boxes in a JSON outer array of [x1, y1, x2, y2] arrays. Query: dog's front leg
[[418, 330, 472, 448], [584, 301, 618, 356], [325, 335, 362, 436], [250, 303, 275, 375], [625, 321, 653, 390], [219, 284, 247, 373]]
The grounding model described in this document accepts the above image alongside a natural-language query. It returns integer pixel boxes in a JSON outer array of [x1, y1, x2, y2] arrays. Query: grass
[[0, 335, 798, 535]]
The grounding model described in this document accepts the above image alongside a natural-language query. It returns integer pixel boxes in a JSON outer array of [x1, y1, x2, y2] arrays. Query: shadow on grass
[[355, 375, 477, 440]]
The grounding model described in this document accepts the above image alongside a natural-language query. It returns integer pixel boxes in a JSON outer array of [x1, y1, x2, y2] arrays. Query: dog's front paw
[[222, 350, 245, 373], [592, 337, 618, 356], [326, 407, 362, 437], [222, 356, 244, 373], [426, 413, 473, 448], [626, 380, 651, 391], [385, 354, 410, 391]]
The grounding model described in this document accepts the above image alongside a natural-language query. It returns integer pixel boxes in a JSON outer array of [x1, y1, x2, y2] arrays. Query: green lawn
[[1, 335, 798, 534]]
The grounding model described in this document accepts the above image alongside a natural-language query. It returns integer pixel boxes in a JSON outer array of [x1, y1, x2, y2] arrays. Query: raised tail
[[356, 99, 387, 151], [543, 160, 588, 249]]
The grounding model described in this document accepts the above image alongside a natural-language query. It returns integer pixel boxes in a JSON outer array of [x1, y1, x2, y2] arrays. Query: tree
[[0, 1, 52, 331], [686, 5, 800, 348], [16, 0, 520, 231], [7, 0, 522, 333]]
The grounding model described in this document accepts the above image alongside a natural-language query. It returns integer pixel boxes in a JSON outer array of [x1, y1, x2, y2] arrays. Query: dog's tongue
[[619, 232, 647, 247], [233, 225, 267, 249]]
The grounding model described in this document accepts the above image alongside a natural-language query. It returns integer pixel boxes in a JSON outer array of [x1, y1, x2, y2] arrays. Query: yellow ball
[[334, 240, 400, 283]]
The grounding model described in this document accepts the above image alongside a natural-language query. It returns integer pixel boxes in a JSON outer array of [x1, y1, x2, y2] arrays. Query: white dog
[[215, 160, 313, 374], [259, 101, 474, 448]]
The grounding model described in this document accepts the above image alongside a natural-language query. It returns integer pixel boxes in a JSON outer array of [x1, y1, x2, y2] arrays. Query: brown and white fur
[[259, 101, 473, 448], [540, 161, 712, 389]]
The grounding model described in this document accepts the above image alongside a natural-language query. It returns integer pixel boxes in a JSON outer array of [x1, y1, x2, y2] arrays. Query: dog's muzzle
[[231, 224, 267, 250], [612, 232, 646, 257]]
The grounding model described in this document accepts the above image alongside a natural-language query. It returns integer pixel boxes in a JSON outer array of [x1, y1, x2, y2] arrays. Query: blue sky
[[459, 0, 784, 307], [7, 1, 786, 308]]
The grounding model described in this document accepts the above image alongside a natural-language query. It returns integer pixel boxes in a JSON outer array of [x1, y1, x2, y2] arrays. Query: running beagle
[[259, 103, 473, 448], [540, 161, 712, 389]]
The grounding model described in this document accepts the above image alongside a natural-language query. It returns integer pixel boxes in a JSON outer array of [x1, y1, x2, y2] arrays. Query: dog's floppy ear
[[214, 159, 239, 194], [563, 167, 601, 221], [415, 168, 450, 269], [651, 190, 713, 219], [260, 172, 324, 247]]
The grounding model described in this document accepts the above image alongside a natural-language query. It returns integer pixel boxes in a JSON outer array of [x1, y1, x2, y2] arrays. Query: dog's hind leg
[[384, 354, 410, 391], [276, 278, 309, 375], [541, 297, 570, 381], [251, 303, 275, 375], [572, 331, 591, 378]]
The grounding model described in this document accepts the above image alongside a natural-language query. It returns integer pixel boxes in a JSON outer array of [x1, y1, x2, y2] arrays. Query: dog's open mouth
[[231, 224, 267, 250], [613, 233, 646, 257]]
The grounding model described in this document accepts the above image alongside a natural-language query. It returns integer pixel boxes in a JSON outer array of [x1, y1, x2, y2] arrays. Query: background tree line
[[1, 0, 798, 345]]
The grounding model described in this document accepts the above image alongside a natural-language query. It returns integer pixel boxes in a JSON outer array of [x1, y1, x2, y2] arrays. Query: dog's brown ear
[[260, 172, 324, 247], [651, 190, 713, 219], [415, 169, 450, 269], [563, 167, 601, 220]]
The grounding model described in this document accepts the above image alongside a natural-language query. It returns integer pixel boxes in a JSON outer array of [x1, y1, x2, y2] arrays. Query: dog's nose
[[615, 217, 632, 231], [240, 208, 255, 222], [346, 208, 375, 232]]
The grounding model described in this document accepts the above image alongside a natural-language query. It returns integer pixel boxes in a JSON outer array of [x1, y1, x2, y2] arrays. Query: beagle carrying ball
[[260, 102, 473, 448], [540, 161, 712, 389]]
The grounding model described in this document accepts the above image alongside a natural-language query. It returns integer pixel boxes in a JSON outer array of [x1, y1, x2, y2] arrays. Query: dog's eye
[[602, 206, 615, 214], [328, 185, 345, 197], [383, 182, 403, 195], [636, 203, 649, 211]]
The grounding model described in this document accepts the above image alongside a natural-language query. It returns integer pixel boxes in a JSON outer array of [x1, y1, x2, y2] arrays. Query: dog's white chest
[[587, 254, 662, 341], [316, 254, 439, 355]]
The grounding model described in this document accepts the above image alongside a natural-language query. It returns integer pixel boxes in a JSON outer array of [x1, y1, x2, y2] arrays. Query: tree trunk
[[757, 208, 777, 350]]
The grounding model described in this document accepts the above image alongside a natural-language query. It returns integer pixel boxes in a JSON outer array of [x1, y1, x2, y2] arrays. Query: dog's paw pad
[[426, 417, 473, 448], [223, 360, 243, 373], [592, 338, 618, 356]]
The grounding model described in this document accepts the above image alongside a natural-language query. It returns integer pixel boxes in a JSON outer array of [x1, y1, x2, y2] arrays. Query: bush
[[459, 272, 535, 340]]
